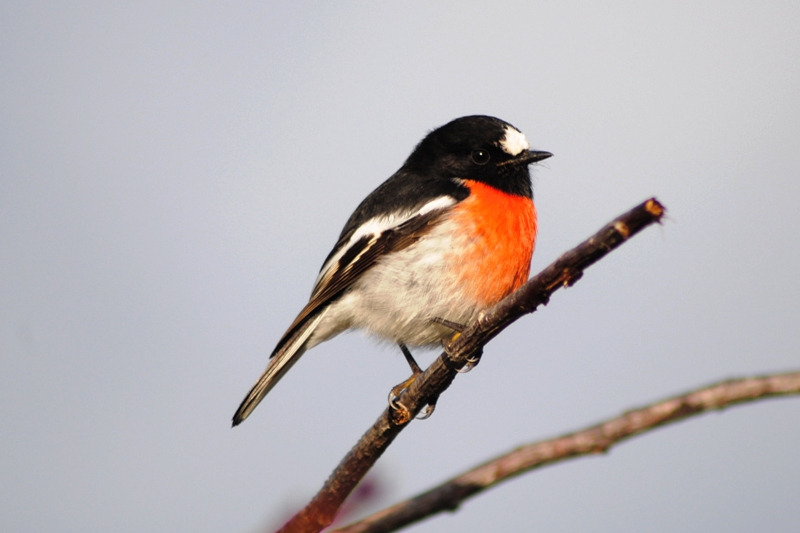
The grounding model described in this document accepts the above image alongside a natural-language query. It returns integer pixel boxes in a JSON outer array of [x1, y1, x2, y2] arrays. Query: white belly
[[308, 217, 486, 348]]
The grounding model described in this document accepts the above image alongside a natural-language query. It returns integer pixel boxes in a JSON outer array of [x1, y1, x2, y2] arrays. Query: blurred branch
[[275, 198, 666, 533], [335, 370, 800, 533]]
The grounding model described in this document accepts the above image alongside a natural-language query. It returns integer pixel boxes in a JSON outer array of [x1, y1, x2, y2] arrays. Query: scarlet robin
[[233, 115, 551, 426]]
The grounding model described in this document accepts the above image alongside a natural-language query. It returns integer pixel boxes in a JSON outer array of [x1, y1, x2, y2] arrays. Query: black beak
[[519, 150, 553, 164]]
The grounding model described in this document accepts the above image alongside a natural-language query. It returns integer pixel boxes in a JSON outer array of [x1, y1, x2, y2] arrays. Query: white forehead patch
[[498, 126, 530, 156]]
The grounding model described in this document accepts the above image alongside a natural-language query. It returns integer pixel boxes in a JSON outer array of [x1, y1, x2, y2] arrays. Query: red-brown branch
[[334, 371, 800, 533]]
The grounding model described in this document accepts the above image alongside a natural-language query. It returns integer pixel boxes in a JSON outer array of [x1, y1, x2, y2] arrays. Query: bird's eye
[[471, 149, 490, 165]]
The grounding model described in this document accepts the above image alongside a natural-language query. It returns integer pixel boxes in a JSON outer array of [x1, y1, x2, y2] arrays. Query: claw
[[455, 349, 483, 373], [415, 397, 437, 420], [388, 389, 414, 425], [388, 373, 418, 410]]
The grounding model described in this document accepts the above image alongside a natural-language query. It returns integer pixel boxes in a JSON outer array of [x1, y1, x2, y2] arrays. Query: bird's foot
[[388, 373, 416, 425], [388, 373, 418, 412], [388, 343, 437, 423], [442, 336, 484, 373], [388, 376, 439, 423], [433, 317, 478, 372]]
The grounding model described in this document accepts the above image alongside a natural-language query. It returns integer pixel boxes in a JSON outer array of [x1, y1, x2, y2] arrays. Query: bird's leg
[[388, 343, 436, 421], [430, 317, 466, 334], [388, 343, 421, 410], [400, 342, 423, 374], [432, 317, 482, 373]]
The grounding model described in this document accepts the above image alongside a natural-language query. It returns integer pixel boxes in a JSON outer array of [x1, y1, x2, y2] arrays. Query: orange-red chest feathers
[[446, 180, 537, 306]]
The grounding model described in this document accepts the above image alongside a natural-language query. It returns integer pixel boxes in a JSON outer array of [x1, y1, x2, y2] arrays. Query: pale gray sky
[[2, 2, 799, 532]]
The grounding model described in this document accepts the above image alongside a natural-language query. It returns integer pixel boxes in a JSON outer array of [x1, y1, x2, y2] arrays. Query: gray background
[[2, 2, 799, 532]]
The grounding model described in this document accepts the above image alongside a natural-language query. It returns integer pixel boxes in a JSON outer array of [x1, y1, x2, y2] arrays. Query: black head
[[401, 115, 552, 198]]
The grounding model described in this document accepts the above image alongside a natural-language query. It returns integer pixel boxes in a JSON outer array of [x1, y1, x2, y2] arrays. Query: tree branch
[[334, 371, 800, 533], [275, 198, 666, 533]]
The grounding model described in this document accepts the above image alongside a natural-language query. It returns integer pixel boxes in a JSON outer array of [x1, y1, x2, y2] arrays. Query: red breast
[[446, 180, 536, 306]]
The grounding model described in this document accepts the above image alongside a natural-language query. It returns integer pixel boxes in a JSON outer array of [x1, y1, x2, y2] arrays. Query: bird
[[232, 115, 551, 426]]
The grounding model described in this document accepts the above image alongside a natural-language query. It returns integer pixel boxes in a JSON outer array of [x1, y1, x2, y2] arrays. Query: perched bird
[[232, 115, 551, 426]]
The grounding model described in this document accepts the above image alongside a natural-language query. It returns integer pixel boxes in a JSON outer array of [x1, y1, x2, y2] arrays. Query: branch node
[[564, 269, 583, 287], [613, 221, 631, 239], [545, 276, 565, 291], [390, 404, 412, 426], [593, 441, 611, 454]]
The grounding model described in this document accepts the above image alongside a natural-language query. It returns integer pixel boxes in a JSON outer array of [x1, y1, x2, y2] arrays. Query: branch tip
[[644, 198, 665, 218]]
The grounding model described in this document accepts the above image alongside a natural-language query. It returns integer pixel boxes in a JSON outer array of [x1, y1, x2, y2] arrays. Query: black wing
[[276, 202, 457, 355], [231, 204, 459, 426]]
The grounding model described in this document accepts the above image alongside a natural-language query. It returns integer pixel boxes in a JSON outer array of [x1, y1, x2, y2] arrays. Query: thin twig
[[334, 371, 800, 533], [275, 198, 666, 533]]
